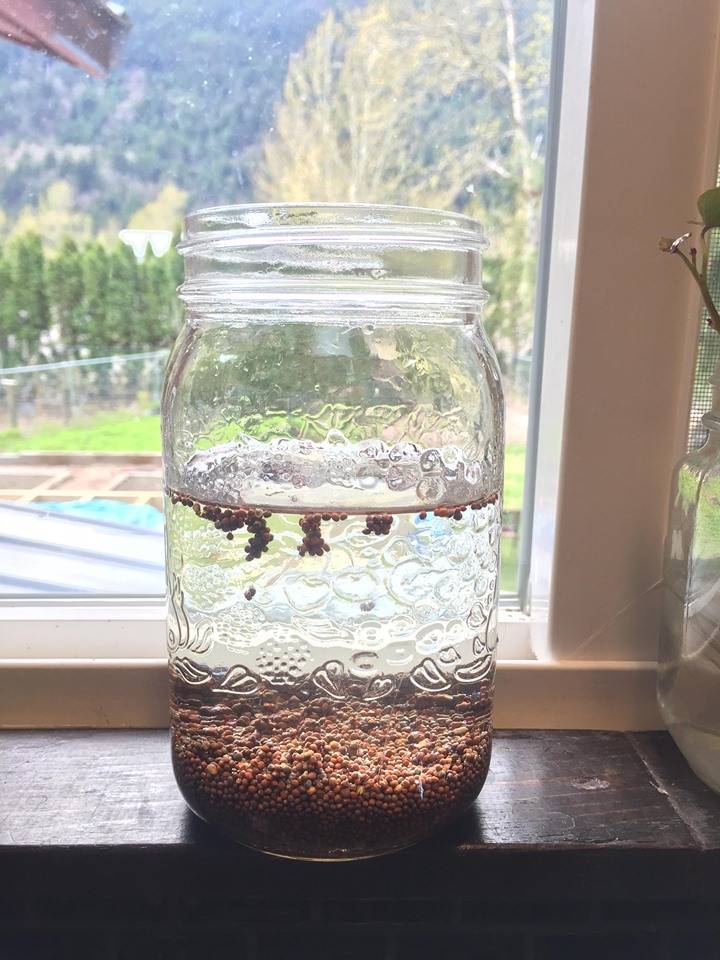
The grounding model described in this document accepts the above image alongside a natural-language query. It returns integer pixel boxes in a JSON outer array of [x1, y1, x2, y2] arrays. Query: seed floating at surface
[[245, 511, 273, 561], [167, 487, 500, 562], [362, 513, 393, 536], [298, 513, 330, 557]]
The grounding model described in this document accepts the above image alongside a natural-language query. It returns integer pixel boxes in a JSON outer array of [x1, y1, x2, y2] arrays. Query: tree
[[257, 0, 552, 370], [80, 241, 111, 357], [0, 249, 15, 367], [47, 236, 85, 359], [9, 233, 49, 364], [128, 184, 188, 231], [11, 180, 92, 250], [139, 249, 181, 348], [0, 230, 185, 364], [169, 228, 184, 291], [255, 8, 416, 203], [0, 0, 332, 228], [106, 243, 142, 352]]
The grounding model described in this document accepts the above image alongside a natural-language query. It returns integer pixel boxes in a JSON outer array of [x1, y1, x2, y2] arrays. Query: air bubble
[[386, 642, 413, 666], [351, 650, 379, 677], [465, 461, 483, 485]]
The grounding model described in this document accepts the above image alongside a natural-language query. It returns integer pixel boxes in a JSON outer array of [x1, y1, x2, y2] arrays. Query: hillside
[[0, 0, 334, 229]]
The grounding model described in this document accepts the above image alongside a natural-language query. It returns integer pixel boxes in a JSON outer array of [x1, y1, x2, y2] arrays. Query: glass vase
[[658, 370, 720, 792]]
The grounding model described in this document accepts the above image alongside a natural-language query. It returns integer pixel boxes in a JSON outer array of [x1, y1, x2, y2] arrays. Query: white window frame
[[2, 0, 719, 730]]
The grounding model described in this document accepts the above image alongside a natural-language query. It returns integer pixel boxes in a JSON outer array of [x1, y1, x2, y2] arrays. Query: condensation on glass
[[162, 204, 504, 859]]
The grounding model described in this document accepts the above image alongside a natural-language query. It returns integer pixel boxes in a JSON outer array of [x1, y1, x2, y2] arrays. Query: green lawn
[[0, 412, 526, 510], [503, 442, 525, 513], [0, 413, 163, 453]]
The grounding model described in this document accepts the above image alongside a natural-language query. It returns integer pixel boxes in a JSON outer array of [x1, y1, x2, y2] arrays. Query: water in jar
[[166, 435, 501, 859]]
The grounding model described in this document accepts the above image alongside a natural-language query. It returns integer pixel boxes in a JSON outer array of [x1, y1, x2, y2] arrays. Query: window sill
[[1, 730, 718, 902], [0, 657, 660, 729], [0, 600, 661, 729]]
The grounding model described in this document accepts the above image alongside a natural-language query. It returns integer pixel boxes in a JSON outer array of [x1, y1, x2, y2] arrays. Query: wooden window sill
[[2, 729, 719, 887], [2, 730, 720, 959]]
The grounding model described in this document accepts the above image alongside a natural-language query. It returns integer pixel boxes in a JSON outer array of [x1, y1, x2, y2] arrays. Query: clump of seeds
[[470, 492, 499, 510], [167, 488, 498, 563], [298, 514, 330, 557], [244, 511, 273, 561], [363, 513, 393, 536]]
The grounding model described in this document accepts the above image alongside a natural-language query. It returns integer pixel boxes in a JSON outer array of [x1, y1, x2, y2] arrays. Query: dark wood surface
[[2, 730, 719, 901]]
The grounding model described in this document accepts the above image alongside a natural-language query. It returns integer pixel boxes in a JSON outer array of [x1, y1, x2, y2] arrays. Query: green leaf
[[698, 188, 720, 227]]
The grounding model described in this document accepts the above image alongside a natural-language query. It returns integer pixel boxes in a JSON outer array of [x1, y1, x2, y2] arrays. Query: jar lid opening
[[179, 202, 488, 310], [181, 202, 486, 251]]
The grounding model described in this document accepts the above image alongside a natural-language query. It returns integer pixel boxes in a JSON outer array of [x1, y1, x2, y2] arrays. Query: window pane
[[0, 0, 553, 596]]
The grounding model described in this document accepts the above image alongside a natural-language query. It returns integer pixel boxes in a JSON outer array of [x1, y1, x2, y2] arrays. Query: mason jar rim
[[181, 201, 487, 250]]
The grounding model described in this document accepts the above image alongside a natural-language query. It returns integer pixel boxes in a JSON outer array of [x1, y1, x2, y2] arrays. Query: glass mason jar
[[658, 370, 720, 793], [162, 203, 504, 859]]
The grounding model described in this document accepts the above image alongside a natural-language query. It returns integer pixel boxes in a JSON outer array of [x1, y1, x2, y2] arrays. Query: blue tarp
[[41, 498, 164, 531]]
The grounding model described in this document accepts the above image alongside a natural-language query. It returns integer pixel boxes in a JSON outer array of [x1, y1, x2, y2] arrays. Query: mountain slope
[[0, 0, 332, 228]]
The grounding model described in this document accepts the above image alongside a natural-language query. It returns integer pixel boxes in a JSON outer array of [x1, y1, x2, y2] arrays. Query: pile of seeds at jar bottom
[[171, 680, 492, 858]]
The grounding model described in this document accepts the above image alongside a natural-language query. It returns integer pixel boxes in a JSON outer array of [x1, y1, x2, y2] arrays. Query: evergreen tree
[[47, 236, 84, 358], [141, 251, 179, 348], [0, 249, 16, 367], [80, 241, 110, 357], [106, 243, 141, 352], [9, 233, 49, 364]]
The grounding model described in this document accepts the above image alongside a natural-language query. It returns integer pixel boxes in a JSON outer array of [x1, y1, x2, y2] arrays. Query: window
[[0, 0, 555, 599], [3, 0, 717, 731]]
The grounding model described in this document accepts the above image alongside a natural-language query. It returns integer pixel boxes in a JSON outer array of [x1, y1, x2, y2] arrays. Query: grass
[[0, 412, 527, 510], [0, 412, 162, 453], [503, 442, 525, 513]]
